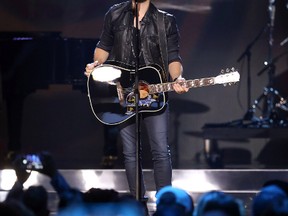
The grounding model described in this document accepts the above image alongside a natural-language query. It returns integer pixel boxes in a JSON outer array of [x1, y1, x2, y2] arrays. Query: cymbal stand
[[244, 87, 288, 127]]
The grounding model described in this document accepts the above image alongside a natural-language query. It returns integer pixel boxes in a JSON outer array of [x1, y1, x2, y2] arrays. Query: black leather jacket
[[97, 1, 181, 78]]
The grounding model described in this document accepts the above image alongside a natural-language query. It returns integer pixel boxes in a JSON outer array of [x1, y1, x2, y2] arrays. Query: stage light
[[23, 171, 40, 189], [80, 170, 116, 191], [91, 66, 121, 83], [172, 171, 219, 192], [0, 169, 43, 191], [0, 169, 17, 190]]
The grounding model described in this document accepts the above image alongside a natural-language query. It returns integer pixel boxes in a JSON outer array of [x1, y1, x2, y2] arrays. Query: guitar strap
[[157, 10, 169, 82]]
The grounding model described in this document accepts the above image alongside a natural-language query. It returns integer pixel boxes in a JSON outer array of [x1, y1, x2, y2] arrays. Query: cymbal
[[169, 98, 210, 114]]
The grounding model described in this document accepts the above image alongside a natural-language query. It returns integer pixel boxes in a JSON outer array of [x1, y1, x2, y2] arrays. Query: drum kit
[[239, 0, 288, 128]]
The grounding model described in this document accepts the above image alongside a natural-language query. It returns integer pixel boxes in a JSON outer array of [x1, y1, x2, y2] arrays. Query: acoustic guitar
[[87, 62, 240, 125]]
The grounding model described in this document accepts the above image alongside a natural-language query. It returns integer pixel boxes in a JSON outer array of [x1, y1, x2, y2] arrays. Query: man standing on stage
[[85, 0, 188, 198]]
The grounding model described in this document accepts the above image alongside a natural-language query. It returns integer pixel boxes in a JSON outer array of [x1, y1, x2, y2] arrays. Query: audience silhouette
[[252, 181, 288, 216], [1, 152, 146, 216], [193, 190, 245, 216], [154, 185, 194, 216], [2, 152, 288, 216]]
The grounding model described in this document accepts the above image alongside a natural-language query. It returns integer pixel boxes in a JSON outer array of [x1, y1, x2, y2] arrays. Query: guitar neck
[[148, 77, 215, 94]]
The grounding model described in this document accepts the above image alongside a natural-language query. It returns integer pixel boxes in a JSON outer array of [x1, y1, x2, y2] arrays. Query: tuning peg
[[226, 68, 230, 73], [220, 69, 225, 74], [231, 67, 235, 72]]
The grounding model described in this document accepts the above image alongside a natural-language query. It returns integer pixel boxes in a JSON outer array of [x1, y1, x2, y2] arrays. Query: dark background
[[0, 0, 288, 169]]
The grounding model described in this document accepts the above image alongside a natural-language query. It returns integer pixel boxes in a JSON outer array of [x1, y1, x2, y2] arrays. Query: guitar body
[[87, 62, 167, 125]]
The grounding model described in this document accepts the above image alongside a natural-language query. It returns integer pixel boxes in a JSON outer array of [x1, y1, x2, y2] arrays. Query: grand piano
[[0, 32, 98, 153]]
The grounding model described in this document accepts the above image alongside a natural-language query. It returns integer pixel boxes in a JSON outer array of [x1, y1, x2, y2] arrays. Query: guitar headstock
[[214, 67, 240, 86]]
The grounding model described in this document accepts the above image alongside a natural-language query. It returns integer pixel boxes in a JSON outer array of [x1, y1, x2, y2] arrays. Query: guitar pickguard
[[125, 95, 158, 116]]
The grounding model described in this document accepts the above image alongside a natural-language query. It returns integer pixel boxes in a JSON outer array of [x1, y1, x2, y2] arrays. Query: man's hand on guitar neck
[[84, 60, 100, 77], [173, 75, 189, 94], [169, 61, 189, 94]]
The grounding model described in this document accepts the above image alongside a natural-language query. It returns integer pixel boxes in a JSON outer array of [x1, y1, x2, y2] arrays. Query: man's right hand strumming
[[85, 47, 110, 77], [84, 60, 99, 77]]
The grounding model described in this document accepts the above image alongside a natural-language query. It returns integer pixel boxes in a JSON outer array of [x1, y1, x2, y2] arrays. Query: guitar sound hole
[[139, 81, 149, 99]]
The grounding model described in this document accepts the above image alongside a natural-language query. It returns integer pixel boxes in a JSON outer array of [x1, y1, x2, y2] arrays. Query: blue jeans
[[119, 106, 172, 197]]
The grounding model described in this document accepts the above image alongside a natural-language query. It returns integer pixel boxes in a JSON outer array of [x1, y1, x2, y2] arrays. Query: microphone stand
[[133, 0, 142, 201], [237, 25, 268, 115]]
